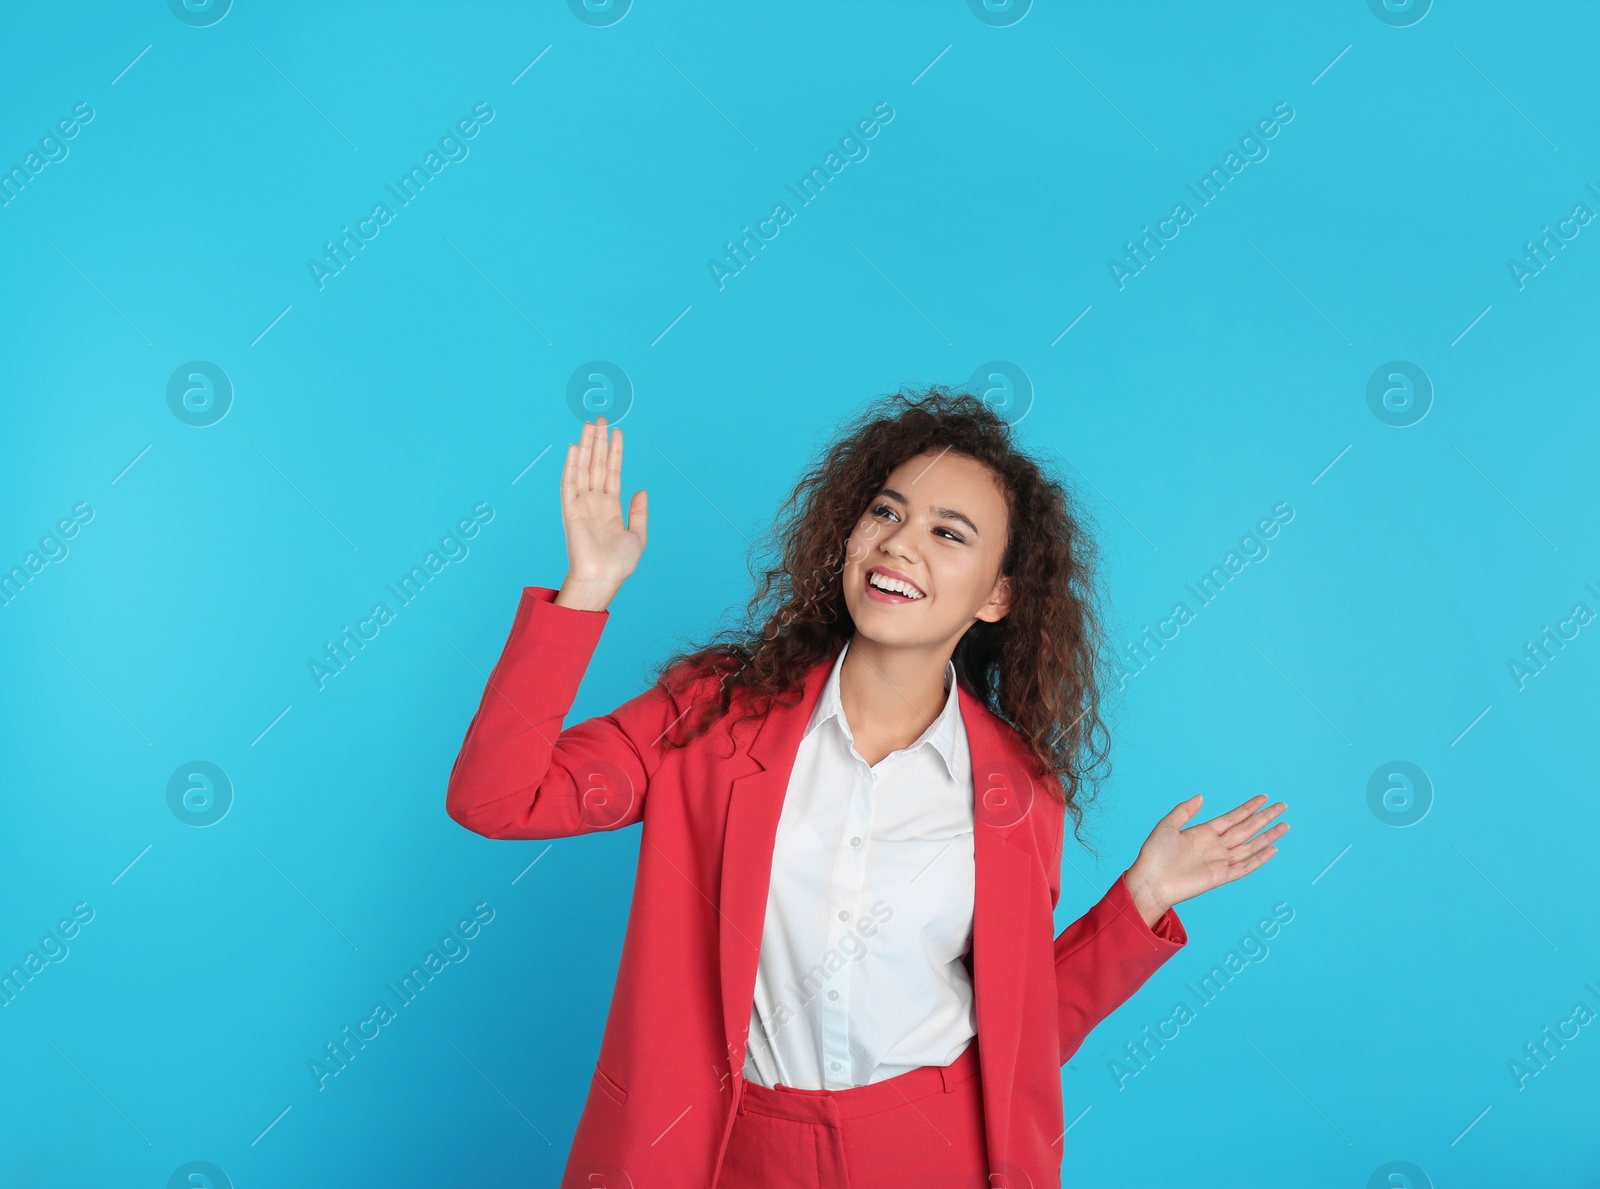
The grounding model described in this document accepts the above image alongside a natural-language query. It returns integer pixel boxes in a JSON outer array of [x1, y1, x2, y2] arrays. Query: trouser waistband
[[736, 1037, 979, 1123]]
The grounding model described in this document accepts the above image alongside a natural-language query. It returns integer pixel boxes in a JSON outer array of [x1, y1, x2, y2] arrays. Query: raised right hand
[[555, 416, 648, 610]]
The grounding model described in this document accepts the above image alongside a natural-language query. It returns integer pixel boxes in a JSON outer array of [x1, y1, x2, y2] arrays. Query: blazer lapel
[[957, 680, 1040, 1167], [717, 654, 835, 1078]]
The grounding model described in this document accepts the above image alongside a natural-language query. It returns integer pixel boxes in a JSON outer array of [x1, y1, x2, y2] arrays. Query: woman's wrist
[[1122, 864, 1172, 930], [554, 575, 620, 611]]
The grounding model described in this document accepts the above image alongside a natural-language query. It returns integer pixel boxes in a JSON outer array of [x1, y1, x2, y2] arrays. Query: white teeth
[[868, 572, 923, 599]]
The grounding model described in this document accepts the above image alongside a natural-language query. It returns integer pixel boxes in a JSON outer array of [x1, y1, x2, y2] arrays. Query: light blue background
[[2, 1, 1597, 1186]]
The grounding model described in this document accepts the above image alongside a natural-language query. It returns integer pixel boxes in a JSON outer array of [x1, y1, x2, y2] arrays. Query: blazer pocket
[[593, 1063, 629, 1106]]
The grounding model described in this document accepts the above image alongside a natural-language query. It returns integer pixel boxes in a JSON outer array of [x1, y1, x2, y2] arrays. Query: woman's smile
[[865, 566, 925, 603]]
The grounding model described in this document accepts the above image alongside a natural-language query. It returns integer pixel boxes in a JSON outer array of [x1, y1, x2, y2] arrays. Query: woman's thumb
[[1168, 793, 1203, 825], [628, 489, 648, 546]]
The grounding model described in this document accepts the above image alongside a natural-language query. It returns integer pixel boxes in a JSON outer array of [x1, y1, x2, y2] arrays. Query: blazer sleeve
[[445, 585, 690, 840], [1046, 805, 1189, 1065]]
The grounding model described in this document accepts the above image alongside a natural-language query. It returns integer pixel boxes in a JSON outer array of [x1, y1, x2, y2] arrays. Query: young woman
[[446, 390, 1288, 1189]]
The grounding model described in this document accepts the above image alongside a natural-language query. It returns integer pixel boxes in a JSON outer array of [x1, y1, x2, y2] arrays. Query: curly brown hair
[[651, 386, 1114, 852]]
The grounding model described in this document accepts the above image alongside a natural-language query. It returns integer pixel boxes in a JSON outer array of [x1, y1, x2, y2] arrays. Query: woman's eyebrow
[[876, 487, 981, 537]]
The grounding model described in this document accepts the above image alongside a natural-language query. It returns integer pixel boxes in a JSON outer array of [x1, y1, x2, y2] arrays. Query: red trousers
[[717, 1037, 989, 1188]]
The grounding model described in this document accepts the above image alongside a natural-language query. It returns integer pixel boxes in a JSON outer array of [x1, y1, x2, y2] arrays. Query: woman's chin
[[842, 599, 943, 646]]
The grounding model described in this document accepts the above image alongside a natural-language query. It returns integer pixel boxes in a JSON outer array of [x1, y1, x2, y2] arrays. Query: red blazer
[[446, 587, 1187, 1188]]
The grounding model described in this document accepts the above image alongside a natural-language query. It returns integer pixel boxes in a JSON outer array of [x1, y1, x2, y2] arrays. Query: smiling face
[[840, 449, 1013, 649]]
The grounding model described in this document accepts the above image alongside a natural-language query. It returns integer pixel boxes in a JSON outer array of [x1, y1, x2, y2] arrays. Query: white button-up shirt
[[742, 637, 978, 1090]]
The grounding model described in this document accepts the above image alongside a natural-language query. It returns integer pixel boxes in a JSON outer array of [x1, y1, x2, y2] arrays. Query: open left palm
[[1127, 794, 1288, 917]]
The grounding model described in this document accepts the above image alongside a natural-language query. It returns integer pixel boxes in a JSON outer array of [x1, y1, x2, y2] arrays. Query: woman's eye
[[872, 504, 897, 519]]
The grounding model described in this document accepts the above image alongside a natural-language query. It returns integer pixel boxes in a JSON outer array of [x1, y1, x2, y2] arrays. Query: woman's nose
[[880, 530, 917, 564]]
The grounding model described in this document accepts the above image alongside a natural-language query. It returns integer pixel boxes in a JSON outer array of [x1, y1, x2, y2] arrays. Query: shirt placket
[[821, 743, 876, 1088]]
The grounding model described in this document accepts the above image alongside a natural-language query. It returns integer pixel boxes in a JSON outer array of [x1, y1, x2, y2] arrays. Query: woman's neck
[[837, 634, 953, 765]]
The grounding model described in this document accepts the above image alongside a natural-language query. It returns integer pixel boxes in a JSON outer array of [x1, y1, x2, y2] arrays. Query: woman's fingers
[[1221, 800, 1287, 847], [1202, 794, 1268, 835], [583, 419, 598, 488], [588, 416, 610, 493], [564, 419, 645, 565], [1229, 822, 1288, 862], [606, 425, 624, 496], [1226, 845, 1277, 880], [567, 418, 625, 500]]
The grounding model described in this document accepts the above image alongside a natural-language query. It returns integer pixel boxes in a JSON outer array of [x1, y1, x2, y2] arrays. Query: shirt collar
[[804, 638, 965, 781]]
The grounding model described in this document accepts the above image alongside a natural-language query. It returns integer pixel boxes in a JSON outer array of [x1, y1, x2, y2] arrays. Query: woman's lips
[[864, 569, 924, 604]]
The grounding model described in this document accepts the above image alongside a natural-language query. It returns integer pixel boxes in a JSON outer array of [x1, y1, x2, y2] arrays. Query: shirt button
[[850, 836, 862, 847], [828, 989, 839, 1000], [838, 909, 850, 921], [830, 1061, 842, 1072]]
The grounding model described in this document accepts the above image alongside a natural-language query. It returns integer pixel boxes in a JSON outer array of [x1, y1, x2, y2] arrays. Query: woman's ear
[[975, 574, 1012, 623]]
